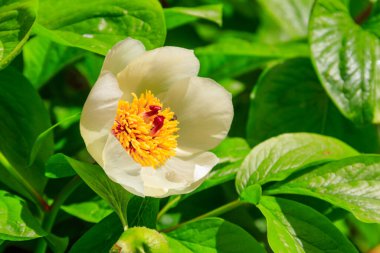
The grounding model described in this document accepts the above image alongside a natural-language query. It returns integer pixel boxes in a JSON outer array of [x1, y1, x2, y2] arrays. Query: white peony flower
[[80, 38, 233, 198]]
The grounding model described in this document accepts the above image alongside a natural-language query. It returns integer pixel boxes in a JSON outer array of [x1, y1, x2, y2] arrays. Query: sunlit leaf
[[268, 155, 380, 223], [236, 133, 358, 193], [258, 196, 358, 253], [36, 0, 166, 54], [309, 0, 380, 124], [0, 0, 37, 69]]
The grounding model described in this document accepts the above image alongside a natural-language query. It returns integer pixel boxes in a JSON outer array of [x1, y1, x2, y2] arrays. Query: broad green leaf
[[257, 0, 314, 43], [45, 153, 76, 179], [167, 218, 266, 253], [36, 0, 166, 55], [23, 35, 83, 89], [55, 155, 133, 227], [219, 79, 245, 97], [247, 58, 380, 153], [258, 196, 357, 253], [61, 197, 113, 223], [30, 112, 80, 167], [0, 0, 37, 69], [309, 0, 380, 124], [0, 67, 53, 202], [348, 215, 380, 252], [236, 133, 358, 193], [267, 155, 380, 223], [195, 38, 309, 80], [75, 53, 104, 86], [165, 4, 222, 30], [212, 137, 250, 164], [0, 190, 46, 241], [127, 196, 159, 229], [45, 234, 69, 253], [69, 213, 123, 253]]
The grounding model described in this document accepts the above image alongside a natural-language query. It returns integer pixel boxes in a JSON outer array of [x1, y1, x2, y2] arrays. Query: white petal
[[162, 77, 233, 152], [117, 47, 199, 97], [141, 152, 218, 198], [102, 134, 145, 197], [101, 38, 146, 75], [80, 72, 122, 166]]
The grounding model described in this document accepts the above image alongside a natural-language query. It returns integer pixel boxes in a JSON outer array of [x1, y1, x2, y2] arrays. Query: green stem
[[161, 199, 244, 233], [157, 196, 181, 221], [35, 176, 82, 253], [0, 152, 49, 211]]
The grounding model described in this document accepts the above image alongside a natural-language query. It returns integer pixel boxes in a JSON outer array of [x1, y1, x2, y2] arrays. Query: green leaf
[[127, 196, 159, 229], [246, 58, 380, 153], [30, 112, 80, 168], [267, 155, 380, 223], [309, 0, 380, 124], [45, 234, 69, 253], [69, 213, 123, 253], [219, 79, 245, 97], [363, 14, 380, 37], [55, 155, 133, 227], [0, 190, 46, 241], [212, 137, 250, 164], [0, 67, 53, 202], [23, 35, 83, 89], [167, 218, 266, 253], [61, 197, 113, 223], [258, 196, 357, 253], [257, 0, 314, 42], [165, 4, 222, 30], [195, 38, 309, 80], [36, 0, 166, 55], [235, 133, 358, 193], [75, 53, 104, 86], [45, 153, 76, 179], [0, 0, 37, 69]]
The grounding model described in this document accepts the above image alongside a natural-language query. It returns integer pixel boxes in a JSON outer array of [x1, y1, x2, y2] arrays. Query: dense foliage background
[[0, 0, 380, 252]]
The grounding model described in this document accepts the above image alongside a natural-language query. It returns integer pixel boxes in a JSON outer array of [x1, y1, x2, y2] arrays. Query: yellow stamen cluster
[[112, 91, 179, 168]]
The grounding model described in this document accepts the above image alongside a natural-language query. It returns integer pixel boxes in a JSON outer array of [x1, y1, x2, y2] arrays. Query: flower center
[[111, 91, 179, 168]]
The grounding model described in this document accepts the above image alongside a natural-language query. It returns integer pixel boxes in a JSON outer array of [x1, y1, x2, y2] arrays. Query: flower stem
[[157, 195, 181, 221], [161, 199, 244, 233], [0, 152, 49, 211], [35, 176, 82, 253]]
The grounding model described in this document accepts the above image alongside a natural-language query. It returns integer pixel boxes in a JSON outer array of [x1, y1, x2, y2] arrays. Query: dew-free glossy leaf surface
[[23, 36, 83, 89], [0, 67, 53, 200], [0, 190, 46, 241], [69, 213, 122, 253], [268, 155, 380, 223], [258, 196, 357, 253], [165, 4, 222, 29], [36, 0, 166, 54], [56, 155, 133, 226], [309, 0, 380, 124], [247, 58, 380, 153], [236, 133, 358, 193], [167, 218, 266, 253], [195, 38, 309, 80], [0, 0, 37, 69]]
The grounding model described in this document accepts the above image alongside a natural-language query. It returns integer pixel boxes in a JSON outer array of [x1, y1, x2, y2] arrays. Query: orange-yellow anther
[[112, 91, 179, 168]]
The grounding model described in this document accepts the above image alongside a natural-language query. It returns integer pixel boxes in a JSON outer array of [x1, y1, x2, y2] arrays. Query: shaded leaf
[[167, 218, 266, 253]]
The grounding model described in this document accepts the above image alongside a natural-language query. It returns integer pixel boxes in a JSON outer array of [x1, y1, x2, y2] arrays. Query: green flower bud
[[110, 227, 169, 253]]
